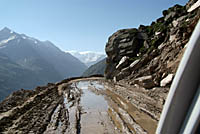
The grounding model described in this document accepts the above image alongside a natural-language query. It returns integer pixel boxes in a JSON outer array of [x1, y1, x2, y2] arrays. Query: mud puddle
[[0, 78, 157, 134], [76, 81, 108, 110], [75, 81, 118, 134], [67, 80, 151, 134], [55, 80, 155, 134]]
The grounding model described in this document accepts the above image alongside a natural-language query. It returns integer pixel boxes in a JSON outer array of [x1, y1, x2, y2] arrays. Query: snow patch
[[28, 37, 35, 41], [0, 35, 16, 46], [79, 51, 104, 55], [22, 36, 27, 39], [66, 50, 106, 66]]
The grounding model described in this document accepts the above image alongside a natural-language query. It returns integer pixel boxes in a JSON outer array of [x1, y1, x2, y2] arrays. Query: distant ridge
[[66, 50, 105, 67]]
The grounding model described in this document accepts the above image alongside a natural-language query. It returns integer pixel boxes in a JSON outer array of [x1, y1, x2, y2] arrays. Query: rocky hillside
[[0, 52, 44, 101], [105, 0, 200, 89]]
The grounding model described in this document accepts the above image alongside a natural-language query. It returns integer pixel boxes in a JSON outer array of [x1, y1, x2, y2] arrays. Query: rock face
[[105, 28, 148, 79], [105, 1, 200, 90]]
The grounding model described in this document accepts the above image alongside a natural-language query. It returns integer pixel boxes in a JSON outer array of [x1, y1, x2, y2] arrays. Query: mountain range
[[66, 50, 106, 67], [0, 27, 87, 101]]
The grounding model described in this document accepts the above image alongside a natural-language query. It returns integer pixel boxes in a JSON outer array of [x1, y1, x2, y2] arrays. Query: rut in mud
[[0, 77, 159, 134]]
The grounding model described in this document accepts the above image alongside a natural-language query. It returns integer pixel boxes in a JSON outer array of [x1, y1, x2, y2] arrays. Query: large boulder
[[129, 59, 140, 70], [116, 56, 129, 70], [105, 28, 148, 79], [134, 75, 156, 89], [160, 74, 174, 87], [163, 4, 187, 24]]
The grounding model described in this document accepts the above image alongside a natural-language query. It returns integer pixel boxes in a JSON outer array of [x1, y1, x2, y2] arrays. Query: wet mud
[[0, 77, 159, 134]]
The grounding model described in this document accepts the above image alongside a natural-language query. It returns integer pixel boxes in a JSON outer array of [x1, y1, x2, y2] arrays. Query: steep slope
[[67, 51, 105, 67], [34, 41, 87, 77], [82, 58, 106, 76], [0, 52, 45, 101]]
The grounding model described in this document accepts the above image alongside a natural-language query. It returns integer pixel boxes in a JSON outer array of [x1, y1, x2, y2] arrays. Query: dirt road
[[0, 77, 161, 134]]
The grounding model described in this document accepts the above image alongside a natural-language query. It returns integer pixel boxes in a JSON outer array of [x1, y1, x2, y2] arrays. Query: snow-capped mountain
[[66, 50, 106, 67], [0, 27, 87, 101], [0, 27, 87, 77]]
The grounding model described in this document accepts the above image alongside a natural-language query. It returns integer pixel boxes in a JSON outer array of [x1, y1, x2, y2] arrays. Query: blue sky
[[0, 0, 188, 53]]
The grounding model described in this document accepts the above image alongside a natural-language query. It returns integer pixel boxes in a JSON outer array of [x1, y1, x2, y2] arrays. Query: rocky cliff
[[105, 0, 200, 90]]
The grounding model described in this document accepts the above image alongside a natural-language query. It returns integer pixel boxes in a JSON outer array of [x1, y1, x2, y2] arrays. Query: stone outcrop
[[134, 75, 156, 89], [105, 0, 200, 90], [105, 28, 148, 79], [116, 56, 129, 70]]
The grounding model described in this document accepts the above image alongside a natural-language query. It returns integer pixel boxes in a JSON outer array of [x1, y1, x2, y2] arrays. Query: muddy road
[[0, 77, 163, 134]]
